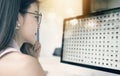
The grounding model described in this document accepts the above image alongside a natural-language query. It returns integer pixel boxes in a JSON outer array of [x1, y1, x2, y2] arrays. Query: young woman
[[0, 0, 45, 76]]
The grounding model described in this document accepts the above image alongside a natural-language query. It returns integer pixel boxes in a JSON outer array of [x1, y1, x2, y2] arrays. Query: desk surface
[[39, 57, 83, 76], [39, 57, 120, 76]]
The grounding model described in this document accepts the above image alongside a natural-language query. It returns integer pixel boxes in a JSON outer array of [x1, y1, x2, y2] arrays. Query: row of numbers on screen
[[63, 11, 120, 70]]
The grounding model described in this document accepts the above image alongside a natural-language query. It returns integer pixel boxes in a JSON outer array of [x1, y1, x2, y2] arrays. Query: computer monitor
[[61, 7, 120, 75]]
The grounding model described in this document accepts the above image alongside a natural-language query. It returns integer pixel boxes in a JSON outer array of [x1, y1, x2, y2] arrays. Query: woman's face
[[17, 3, 40, 45]]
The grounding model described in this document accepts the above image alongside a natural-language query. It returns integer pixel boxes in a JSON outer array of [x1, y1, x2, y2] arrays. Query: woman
[[0, 0, 45, 76]]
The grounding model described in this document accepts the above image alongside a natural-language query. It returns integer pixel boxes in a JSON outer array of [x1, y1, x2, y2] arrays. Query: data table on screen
[[61, 8, 120, 74]]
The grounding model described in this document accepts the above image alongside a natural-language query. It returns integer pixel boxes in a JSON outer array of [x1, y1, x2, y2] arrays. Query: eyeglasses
[[24, 11, 42, 26], [23, 11, 42, 42]]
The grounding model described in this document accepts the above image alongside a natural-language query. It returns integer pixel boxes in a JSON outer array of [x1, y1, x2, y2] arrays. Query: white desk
[[39, 56, 120, 76]]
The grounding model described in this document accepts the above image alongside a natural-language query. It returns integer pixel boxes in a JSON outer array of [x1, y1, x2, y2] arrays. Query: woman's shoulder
[[0, 51, 35, 63], [0, 52, 37, 69], [0, 52, 45, 76]]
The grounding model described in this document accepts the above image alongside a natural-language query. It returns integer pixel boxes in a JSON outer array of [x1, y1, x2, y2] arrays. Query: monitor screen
[[61, 7, 120, 75]]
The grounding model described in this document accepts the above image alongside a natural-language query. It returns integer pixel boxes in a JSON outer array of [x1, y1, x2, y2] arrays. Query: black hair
[[20, 0, 40, 15], [20, 43, 33, 56], [0, 0, 39, 52]]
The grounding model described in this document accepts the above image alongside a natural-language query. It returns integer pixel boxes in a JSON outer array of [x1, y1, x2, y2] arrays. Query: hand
[[32, 41, 41, 58], [20, 41, 41, 59]]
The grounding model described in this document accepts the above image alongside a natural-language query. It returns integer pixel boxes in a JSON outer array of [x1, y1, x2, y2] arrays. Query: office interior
[[38, 0, 120, 76]]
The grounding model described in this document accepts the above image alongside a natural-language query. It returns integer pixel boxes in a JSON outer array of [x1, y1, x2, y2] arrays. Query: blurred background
[[39, 0, 82, 57], [38, 0, 120, 76]]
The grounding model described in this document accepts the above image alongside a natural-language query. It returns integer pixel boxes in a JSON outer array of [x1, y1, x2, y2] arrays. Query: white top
[[0, 40, 21, 58]]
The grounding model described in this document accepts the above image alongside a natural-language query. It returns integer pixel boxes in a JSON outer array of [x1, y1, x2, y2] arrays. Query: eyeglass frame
[[24, 11, 42, 27], [23, 11, 42, 42]]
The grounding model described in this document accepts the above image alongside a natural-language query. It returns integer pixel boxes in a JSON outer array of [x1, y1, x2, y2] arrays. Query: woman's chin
[[31, 40, 36, 45], [26, 39, 36, 45]]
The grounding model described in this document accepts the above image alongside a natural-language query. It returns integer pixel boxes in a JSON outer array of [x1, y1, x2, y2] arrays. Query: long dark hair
[[0, 0, 39, 52]]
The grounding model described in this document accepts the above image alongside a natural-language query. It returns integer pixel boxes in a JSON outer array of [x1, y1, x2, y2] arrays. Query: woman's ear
[[17, 13, 24, 25], [16, 21, 21, 29], [16, 13, 23, 30]]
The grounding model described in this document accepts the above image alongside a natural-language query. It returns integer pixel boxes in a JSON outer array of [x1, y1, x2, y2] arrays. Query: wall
[[39, 0, 120, 76], [91, 0, 108, 12], [39, 0, 82, 57], [91, 0, 120, 12], [107, 0, 120, 9]]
